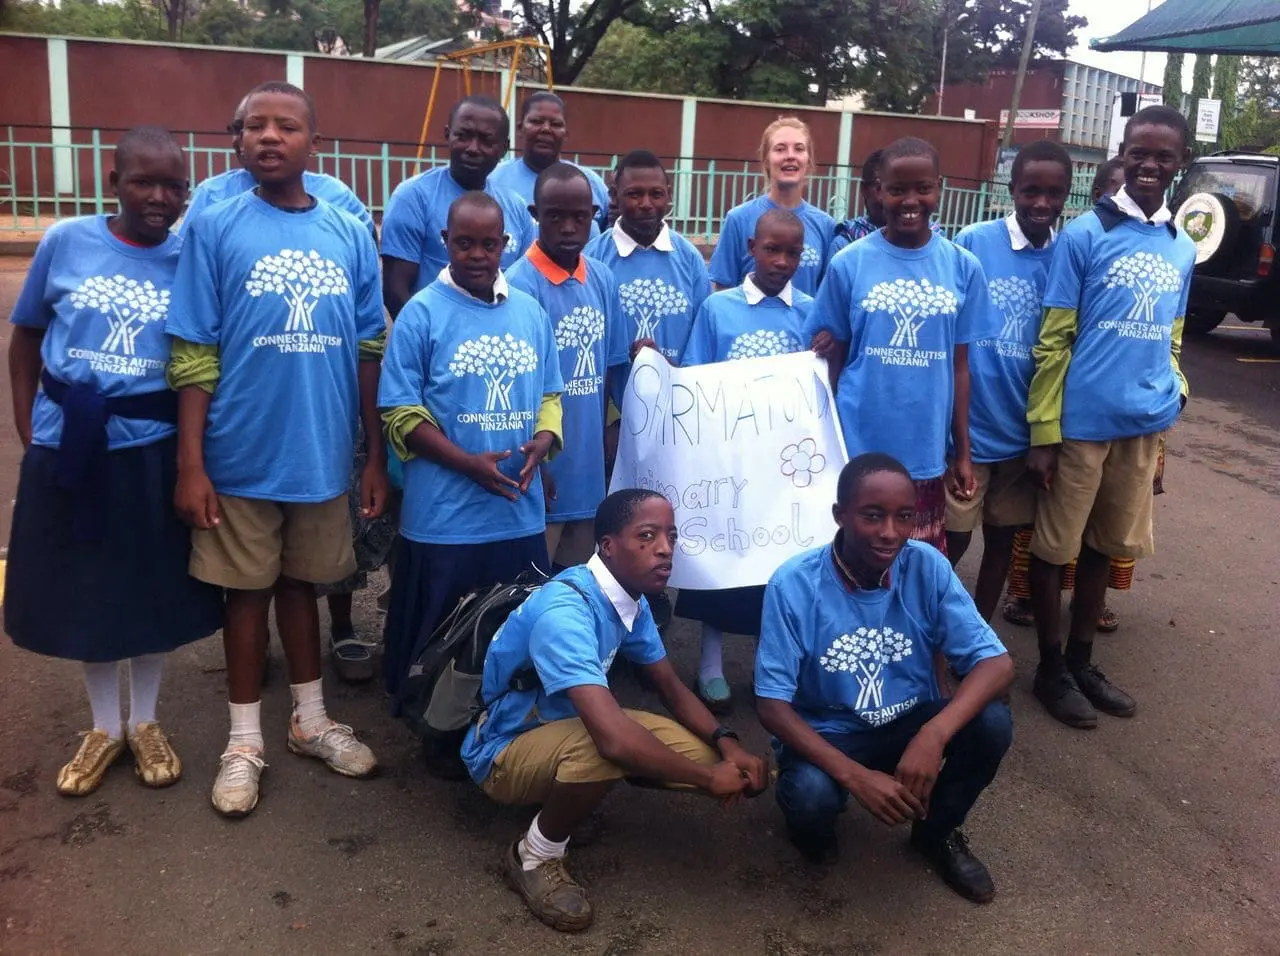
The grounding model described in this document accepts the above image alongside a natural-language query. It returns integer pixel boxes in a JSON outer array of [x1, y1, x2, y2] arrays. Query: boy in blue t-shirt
[[378, 192, 563, 716], [808, 137, 993, 555], [756, 454, 1013, 903], [506, 164, 629, 569], [831, 149, 943, 258], [944, 140, 1073, 621], [490, 91, 610, 235], [166, 83, 388, 818], [1025, 106, 1194, 729], [462, 490, 768, 933], [381, 95, 534, 318]]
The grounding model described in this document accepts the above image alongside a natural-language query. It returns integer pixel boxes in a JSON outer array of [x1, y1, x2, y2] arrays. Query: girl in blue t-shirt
[[708, 117, 836, 296], [677, 210, 813, 712], [5, 127, 224, 797]]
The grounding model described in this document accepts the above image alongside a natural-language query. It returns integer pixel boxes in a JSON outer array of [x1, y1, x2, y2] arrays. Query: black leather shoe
[[1071, 663, 1137, 717], [911, 827, 995, 904], [1033, 661, 1098, 729], [788, 827, 839, 865]]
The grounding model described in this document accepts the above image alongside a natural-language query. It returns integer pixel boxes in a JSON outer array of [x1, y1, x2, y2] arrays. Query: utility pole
[[1002, 0, 1044, 149], [937, 0, 950, 116], [1137, 0, 1155, 88]]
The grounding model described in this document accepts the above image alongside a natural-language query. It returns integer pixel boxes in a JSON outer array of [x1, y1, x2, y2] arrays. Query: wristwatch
[[710, 726, 740, 746]]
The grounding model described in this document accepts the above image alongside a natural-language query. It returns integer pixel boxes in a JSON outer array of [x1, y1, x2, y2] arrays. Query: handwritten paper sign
[[609, 348, 848, 589]]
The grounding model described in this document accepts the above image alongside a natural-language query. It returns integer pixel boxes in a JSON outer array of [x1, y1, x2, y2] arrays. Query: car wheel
[[1185, 309, 1226, 335], [1174, 192, 1241, 269]]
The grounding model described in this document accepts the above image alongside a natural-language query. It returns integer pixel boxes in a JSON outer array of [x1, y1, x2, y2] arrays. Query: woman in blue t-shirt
[[5, 128, 224, 797]]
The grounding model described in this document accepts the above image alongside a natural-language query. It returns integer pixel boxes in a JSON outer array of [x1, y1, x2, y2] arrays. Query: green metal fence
[[2, 126, 1100, 240]]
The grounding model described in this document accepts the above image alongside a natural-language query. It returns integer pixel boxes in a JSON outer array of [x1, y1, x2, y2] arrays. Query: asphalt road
[[1, 255, 1278, 955]]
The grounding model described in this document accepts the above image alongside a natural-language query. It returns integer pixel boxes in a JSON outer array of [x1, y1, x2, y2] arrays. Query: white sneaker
[[287, 719, 378, 778], [211, 747, 266, 817]]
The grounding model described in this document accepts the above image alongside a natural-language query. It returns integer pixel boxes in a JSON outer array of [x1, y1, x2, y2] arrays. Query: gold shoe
[[128, 721, 182, 788], [56, 730, 125, 796]]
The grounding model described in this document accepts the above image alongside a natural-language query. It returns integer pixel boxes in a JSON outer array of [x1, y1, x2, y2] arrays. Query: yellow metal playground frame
[[414, 37, 555, 167]]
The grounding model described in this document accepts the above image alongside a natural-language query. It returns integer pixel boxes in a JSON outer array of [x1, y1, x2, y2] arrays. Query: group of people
[[5, 76, 1194, 933]]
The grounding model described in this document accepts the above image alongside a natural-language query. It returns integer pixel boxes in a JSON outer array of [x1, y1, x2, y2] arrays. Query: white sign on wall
[[999, 109, 1062, 129], [609, 349, 848, 590], [1196, 99, 1222, 143]]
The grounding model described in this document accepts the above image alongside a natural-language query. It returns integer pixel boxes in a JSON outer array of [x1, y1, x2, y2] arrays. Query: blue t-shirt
[[755, 539, 1007, 734], [378, 277, 563, 544], [953, 218, 1053, 463], [682, 282, 813, 366], [506, 252, 629, 522], [584, 226, 712, 365], [461, 563, 667, 784], [380, 166, 533, 291], [489, 156, 610, 234], [11, 216, 180, 450], [180, 168, 375, 240], [806, 231, 993, 480], [708, 196, 836, 296], [166, 192, 384, 501], [1042, 210, 1195, 442]]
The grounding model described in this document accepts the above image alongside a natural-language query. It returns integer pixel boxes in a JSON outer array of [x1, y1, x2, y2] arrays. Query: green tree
[[0, 0, 165, 40], [1162, 52, 1183, 109], [508, 0, 648, 85]]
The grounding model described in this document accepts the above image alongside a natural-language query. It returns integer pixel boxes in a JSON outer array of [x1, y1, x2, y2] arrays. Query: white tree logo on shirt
[[727, 329, 801, 359], [449, 333, 539, 411], [820, 627, 914, 710], [69, 275, 169, 356], [1103, 252, 1184, 324], [800, 244, 821, 267], [860, 278, 958, 349], [618, 278, 689, 341], [244, 249, 350, 333], [554, 306, 606, 379], [988, 276, 1038, 341]]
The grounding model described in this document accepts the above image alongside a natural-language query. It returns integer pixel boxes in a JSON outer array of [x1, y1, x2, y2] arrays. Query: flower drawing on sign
[[244, 249, 350, 333], [779, 437, 827, 488], [69, 275, 170, 357], [988, 276, 1038, 341], [449, 333, 539, 411], [860, 278, 958, 349], [1103, 252, 1184, 324], [727, 329, 801, 359], [554, 306, 606, 379], [618, 278, 689, 341], [800, 244, 821, 267], [820, 627, 914, 709]]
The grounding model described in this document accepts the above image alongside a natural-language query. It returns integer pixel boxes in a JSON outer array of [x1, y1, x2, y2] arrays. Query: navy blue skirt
[[382, 533, 549, 702], [675, 586, 765, 636], [5, 437, 224, 662]]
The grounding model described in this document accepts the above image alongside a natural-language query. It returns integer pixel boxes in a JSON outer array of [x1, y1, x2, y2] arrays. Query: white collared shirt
[[586, 553, 640, 632], [1112, 185, 1173, 225], [743, 273, 794, 307], [1004, 213, 1054, 251], [612, 222, 675, 257], [437, 265, 509, 302]]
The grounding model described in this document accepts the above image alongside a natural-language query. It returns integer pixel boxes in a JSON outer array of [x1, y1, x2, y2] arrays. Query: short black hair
[[1011, 139, 1073, 185], [1091, 157, 1124, 195], [879, 137, 940, 176], [754, 207, 804, 240], [241, 81, 317, 133], [446, 190, 504, 232], [860, 149, 884, 187], [1123, 104, 1190, 150], [614, 149, 668, 185], [836, 453, 912, 506], [229, 94, 250, 135], [594, 489, 668, 543], [115, 125, 183, 173], [533, 161, 591, 206], [449, 94, 509, 130], [521, 90, 565, 122]]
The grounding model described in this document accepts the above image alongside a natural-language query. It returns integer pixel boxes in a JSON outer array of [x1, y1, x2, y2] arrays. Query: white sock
[[698, 626, 725, 683], [227, 700, 264, 753], [126, 653, 165, 731], [518, 813, 569, 871], [82, 661, 123, 740], [289, 678, 329, 738]]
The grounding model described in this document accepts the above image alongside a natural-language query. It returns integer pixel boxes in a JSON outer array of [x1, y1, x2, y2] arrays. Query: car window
[[1177, 164, 1274, 222]]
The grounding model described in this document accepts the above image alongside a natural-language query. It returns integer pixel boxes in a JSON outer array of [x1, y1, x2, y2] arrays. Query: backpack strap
[[483, 577, 597, 707]]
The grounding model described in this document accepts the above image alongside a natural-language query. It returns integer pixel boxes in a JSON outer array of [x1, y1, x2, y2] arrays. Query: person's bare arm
[[381, 256, 420, 320], [403, 420, 520, 502], [9, 326, 45, 448], [174, 386, 220, 529], [357, 358, 388, 518], [948, 343, 975, 498]]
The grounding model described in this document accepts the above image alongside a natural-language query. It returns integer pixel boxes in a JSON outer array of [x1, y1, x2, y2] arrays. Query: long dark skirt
[[675, 586, 766, 636], [5, 437, 224, 662], [382, 533, 549, 703]]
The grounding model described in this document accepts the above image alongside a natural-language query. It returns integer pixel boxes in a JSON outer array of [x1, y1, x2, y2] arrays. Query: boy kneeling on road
[[461, 489, 768, 932]]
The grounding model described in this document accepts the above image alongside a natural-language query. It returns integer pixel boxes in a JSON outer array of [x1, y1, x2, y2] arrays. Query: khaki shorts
[[190, 494, 356, 591], [481, 709, 718, 806], [545, 519, 596, 568], [944, 458, 1037, 533], [1030, 435, 1162, 566]]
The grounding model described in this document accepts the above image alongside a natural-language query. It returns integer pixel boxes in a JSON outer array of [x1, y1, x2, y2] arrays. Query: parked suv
[[1170, 150, 1279, 345]]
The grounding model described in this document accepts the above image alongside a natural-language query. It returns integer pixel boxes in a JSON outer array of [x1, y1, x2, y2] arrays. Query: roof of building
[[1092, 0, 1280, 55]]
